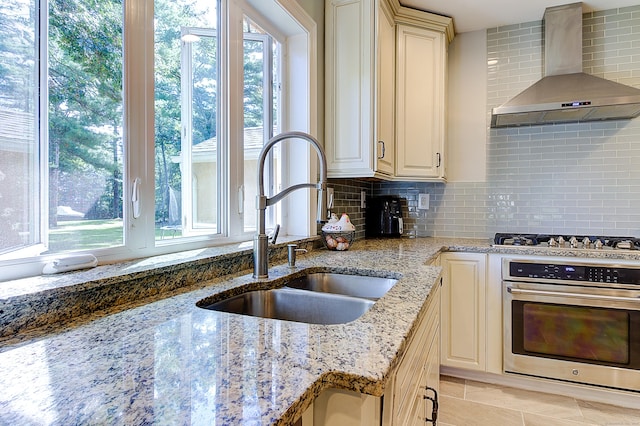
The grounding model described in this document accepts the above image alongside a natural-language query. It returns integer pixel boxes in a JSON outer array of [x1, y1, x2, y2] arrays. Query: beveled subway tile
[[440, 375, 465, 398], [463, 379, 583, 419], [439, 395, 525, 426]]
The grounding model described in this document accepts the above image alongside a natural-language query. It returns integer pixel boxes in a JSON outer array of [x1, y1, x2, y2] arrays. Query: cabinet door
[[325, 0, 377, 177], [375, 0, 395, 175], [422, 325, 440, 425], [392, 284, 440, 425], [395, 24, 445, 179], [440, 252, 487, 371], [310, 389, 382, 426]]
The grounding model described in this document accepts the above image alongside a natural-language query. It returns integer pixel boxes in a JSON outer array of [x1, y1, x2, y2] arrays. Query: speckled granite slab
[[3, 237, 640, 425], [0, 238, 446, 425], [0, 237, 317, 341]]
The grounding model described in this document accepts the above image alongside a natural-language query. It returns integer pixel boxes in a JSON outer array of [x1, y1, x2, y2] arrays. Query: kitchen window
[[0, 0, 317, 281]]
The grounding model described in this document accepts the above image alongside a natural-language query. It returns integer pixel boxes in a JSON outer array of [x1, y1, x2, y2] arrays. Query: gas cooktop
[[493, 233, 640, 250]]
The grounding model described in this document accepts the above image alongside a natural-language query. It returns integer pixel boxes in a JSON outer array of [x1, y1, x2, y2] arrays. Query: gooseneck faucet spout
[[254, 131, 328, 279]]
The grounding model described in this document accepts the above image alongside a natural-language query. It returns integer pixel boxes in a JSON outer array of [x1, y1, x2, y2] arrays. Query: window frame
[[241, 29, 278, 234], [0, 0, 317, 282], [179, 26, 223, 238]]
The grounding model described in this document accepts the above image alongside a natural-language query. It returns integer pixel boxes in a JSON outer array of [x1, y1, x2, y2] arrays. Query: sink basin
[[284, 272, 397, 300], [199, 288, 374, 325]]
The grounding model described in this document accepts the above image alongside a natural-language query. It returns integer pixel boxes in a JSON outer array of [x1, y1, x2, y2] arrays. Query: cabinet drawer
[[393, 285, 440, 424], [406, 330, 438, 426]]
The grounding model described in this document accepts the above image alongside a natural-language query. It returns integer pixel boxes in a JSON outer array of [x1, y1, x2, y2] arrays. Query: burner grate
[[494, 233, 640, 250], [494, 233, 539, 246]]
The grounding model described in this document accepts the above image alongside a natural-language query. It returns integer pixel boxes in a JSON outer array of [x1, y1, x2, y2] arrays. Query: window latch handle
[[132, 178, 141, 219]]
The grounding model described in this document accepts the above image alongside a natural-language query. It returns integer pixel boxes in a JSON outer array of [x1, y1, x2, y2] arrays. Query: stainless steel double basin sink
[[197, 272, 398, 325]]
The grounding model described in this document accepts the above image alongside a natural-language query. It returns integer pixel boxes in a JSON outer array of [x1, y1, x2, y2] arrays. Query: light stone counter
[[2, 237, 639, 425], [0, 238, 449, 425]]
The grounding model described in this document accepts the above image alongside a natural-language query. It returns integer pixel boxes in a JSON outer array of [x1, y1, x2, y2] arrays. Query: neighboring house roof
[[173, 126, 270, 163], [0, 107, 35, 153]]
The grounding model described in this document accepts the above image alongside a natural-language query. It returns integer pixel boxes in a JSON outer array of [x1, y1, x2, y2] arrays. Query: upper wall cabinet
[[325, 0, 395, 179], [395, 24, 445, 179], [325, 0, 453, 181]]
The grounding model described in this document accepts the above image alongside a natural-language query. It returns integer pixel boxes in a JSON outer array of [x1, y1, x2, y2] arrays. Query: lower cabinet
[[389, 282, 439, 425], [301, 284, 441, 426], [440, 252, 487, 371]]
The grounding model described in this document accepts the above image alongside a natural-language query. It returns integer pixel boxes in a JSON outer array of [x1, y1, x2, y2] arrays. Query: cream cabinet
[[395, 24, 446, 180], [387, 282, 439, 425], [303, 284, 440, 426], [325, 0, 453, 181], [376, 1, 396, 175], [325, 0, 395, 179], [440, 252, 487, 371]]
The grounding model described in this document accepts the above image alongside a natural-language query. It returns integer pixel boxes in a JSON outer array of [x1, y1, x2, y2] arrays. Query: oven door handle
[[507, 287, 640, 303]]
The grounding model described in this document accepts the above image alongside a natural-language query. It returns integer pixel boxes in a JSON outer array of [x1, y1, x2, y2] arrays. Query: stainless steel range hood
[[491, 2, 640, 128]]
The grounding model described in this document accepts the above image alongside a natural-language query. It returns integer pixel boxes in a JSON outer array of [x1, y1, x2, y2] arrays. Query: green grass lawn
[[48, 219, 182, 252], [48, 219, 124, 252]]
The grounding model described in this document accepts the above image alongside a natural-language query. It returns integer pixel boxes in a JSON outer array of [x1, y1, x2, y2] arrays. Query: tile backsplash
[[331, 6, 640, 240], [486, 5, 640, 238], [324, 179, 370, 240]]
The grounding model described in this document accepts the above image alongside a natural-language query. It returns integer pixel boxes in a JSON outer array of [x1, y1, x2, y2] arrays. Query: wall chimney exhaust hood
[[491, 2, 640, 128]]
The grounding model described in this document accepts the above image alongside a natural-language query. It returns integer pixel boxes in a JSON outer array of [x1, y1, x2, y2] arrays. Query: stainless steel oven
[[503, 258, 640, 392]]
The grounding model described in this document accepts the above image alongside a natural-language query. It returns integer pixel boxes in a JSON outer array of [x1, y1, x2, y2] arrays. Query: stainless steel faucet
[[253, 131, 328, 278]]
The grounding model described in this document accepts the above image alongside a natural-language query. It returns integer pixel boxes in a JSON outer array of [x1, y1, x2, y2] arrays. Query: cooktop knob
[[617, 240, 633, 250], [594, 239, 604, 249], [548, 237, 557, 247], [569, 236, 578, 248], [582, 237, 591, 248], [558, 236, 565, 246]]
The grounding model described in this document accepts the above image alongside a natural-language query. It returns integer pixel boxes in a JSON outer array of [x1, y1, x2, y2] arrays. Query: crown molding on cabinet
[[387, 0, 455, 43]]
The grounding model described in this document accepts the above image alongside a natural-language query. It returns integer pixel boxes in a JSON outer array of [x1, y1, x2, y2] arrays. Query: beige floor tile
[[440, 375, 465, 398], [439, 395, 525, 426], [523, 412, 599, 426], [463, 379, 583, 419], [573, 400, 640, 425], [437, 376, 639, 426]]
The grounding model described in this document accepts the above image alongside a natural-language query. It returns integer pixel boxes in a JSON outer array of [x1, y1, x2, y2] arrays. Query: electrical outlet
[[418, 193, 430, 210], [361, 190, 366, 208]]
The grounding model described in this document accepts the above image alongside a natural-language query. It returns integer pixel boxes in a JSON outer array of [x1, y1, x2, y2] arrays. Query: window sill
[[0, 236, 319, 344]]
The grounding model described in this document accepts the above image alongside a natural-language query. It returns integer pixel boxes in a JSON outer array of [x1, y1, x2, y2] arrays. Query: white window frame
[[179, 26, 222, 237], [241, 29, 278, 234], [0, 0, 317, 282]]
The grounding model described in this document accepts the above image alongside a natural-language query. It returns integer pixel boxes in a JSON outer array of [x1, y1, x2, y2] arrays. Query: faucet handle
[[270, 224, 280, 244]]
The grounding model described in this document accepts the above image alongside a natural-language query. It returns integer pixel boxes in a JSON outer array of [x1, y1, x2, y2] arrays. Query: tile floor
[[439, 376, 640, 426]]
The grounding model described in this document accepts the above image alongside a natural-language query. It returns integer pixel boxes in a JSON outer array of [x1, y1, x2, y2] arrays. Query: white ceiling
[[399, 0, 640, 33]]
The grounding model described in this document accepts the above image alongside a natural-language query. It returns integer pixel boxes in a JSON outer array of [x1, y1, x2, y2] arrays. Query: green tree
[[243, 38, 265, 129], [153, 0, 197, 224], [191, 36, 218, 144], [0, 1, 38, 250], [0, 1, 36, 111], [48, 0, 123, 224]]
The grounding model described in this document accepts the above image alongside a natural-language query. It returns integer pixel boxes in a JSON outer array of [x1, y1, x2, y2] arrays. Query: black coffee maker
[[366, 196, 404, 237]]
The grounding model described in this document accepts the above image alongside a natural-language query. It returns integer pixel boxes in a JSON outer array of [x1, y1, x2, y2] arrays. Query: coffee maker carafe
[[366, 196, 404, 237]]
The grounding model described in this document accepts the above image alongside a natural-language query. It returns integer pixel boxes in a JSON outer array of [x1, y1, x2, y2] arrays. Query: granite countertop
[[0, 238, 449, 425], [3, 236, 640, 425]]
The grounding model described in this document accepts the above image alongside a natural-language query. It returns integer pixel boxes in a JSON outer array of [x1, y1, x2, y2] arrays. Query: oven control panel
[[508, 261, 640, 285]]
